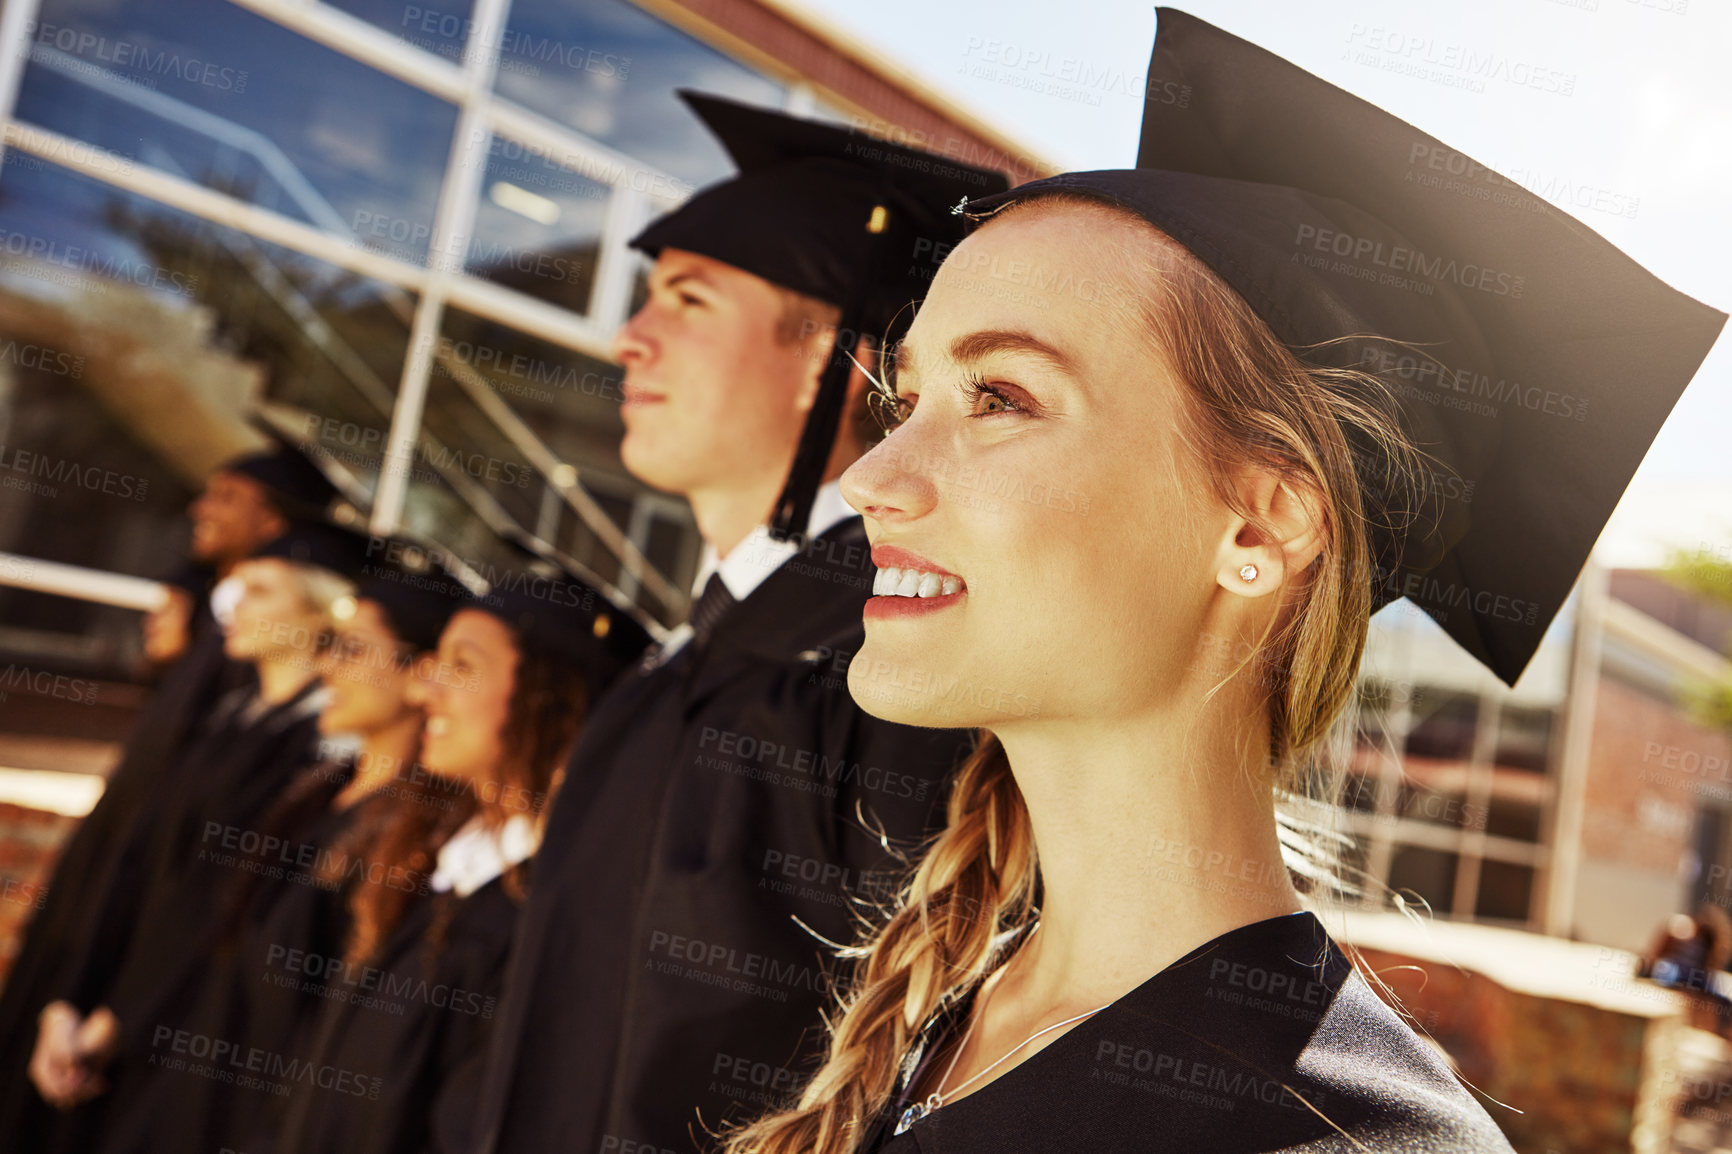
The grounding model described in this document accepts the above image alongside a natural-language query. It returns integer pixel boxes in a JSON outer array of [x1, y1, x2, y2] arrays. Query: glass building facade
[[0, 0, 841, 672]]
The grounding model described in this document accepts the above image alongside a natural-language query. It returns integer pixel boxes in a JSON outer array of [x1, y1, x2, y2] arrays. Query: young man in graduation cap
[[0, 442, 340, 1145], [467, 94, 1010, 1154]]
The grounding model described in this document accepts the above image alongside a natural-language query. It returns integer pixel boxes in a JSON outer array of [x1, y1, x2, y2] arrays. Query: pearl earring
[[1239, 564, 1258, 583]]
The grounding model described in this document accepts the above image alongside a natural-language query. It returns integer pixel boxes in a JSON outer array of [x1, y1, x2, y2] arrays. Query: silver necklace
[[894, 929, 1113, 1135]]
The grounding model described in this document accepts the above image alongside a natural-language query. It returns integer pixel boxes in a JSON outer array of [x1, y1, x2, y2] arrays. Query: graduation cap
[[347, 575, 466, 654], [960, 8, 1725, 686], [466, 574, 653, 702], [252, 521, 372, 581], [630, 90, 1011, 541], [218, 437, 341, 524]]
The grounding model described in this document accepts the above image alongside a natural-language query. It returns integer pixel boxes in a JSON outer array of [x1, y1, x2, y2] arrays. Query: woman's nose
[[841, 417, 942, 525]]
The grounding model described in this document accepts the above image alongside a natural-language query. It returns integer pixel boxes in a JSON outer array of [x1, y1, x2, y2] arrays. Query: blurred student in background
[[271, 584, 648, 1154], [25, 525, 362, 1151], [0, 445, 339, 1148]]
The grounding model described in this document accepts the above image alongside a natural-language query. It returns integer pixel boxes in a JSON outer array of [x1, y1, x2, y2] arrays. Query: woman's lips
[[865, 546, 966, 619]]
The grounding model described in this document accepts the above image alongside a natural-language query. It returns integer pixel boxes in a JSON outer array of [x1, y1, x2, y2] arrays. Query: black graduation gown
[[861, 912, 1516, 1154], [88, 766, 367, 1154], [471, 516, 972, 1154], [0, 612, 246, 1146], [39, 682, 325, 1152], [275, 876, 519, 1154]]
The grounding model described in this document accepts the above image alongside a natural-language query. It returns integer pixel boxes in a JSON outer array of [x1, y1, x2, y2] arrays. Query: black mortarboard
[[467, 574, 653, 702], [631, 91, 1011, 541], [253, 521, 371, 581], [220, 439, 340, 523], [962, 9, 1725, 686], [351, 577, 465, 654]]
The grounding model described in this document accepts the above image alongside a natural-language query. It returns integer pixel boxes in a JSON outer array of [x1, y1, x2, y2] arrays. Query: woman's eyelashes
[[960, 372, 1039, 419], [868, 371, 1042, 435]]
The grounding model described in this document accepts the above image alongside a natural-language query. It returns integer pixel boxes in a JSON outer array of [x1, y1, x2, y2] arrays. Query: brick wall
[[0, 802, 78, 988]]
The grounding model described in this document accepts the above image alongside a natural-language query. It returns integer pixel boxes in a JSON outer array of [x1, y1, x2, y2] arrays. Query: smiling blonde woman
[[723, 10, 1724, 1154]]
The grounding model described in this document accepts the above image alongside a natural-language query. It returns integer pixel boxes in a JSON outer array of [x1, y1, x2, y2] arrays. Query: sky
[[794, 0, 1732, 552]]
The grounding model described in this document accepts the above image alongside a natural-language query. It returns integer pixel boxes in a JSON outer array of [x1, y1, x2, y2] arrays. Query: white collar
[[429, 813, 539, 898], [692, 479, 856, 603], [658, 481, 856, 660]]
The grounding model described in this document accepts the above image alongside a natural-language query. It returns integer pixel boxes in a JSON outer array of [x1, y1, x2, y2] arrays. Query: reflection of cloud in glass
[[17, 0, 454, 260], [489, 181, 561, 226], [496, 0, 784, 189]]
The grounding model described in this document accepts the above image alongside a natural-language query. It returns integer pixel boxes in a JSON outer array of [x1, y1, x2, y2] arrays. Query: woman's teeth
[[873, 567, 963, 598]]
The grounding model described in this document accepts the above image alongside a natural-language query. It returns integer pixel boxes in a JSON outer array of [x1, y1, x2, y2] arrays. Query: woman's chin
[[846, 639, 1047, 731], [845, 657, 966, 730]]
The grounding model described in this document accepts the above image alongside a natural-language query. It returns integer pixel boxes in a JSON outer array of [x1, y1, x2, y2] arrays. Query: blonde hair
[[723, 194, 1427, 1154]]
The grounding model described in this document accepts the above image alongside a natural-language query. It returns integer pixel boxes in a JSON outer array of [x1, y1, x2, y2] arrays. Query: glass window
[[328, 0, 474, 59], [0, 158, 411, 677], [408, 308, 694, 614], [464, 136, 611, 314], [19, 0, 456, 262], [494, 0, 784, 191], [1387, 846, 1458, 916], [1405, 687, 1478, 761], [1474, 860, 1535, 923], [1494, 705, 1555, 774]]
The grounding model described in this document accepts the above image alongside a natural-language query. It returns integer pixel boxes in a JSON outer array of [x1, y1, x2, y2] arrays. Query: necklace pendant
[[894, 1093, 942, 1136]]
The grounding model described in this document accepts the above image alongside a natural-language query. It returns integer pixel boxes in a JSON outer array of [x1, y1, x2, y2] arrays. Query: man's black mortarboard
[[630, 91, 1011, 541], [468, 574, 653, 702], [220, 438, 341, 523], [961, 8, 1725, 686], [253, 522, 371, 582]]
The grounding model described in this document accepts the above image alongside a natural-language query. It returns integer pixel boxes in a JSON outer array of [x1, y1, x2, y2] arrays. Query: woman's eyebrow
[[948, 329, 1077, 375]]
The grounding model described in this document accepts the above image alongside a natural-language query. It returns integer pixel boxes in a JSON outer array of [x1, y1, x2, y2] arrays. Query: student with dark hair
[[273, 583, 649, 1154], [724, 11, 1723, 1153], [0, 444, 340, 1147]]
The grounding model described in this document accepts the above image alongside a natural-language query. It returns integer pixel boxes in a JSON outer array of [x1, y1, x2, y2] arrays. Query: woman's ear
[[1214, 465, 1327, 599]]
